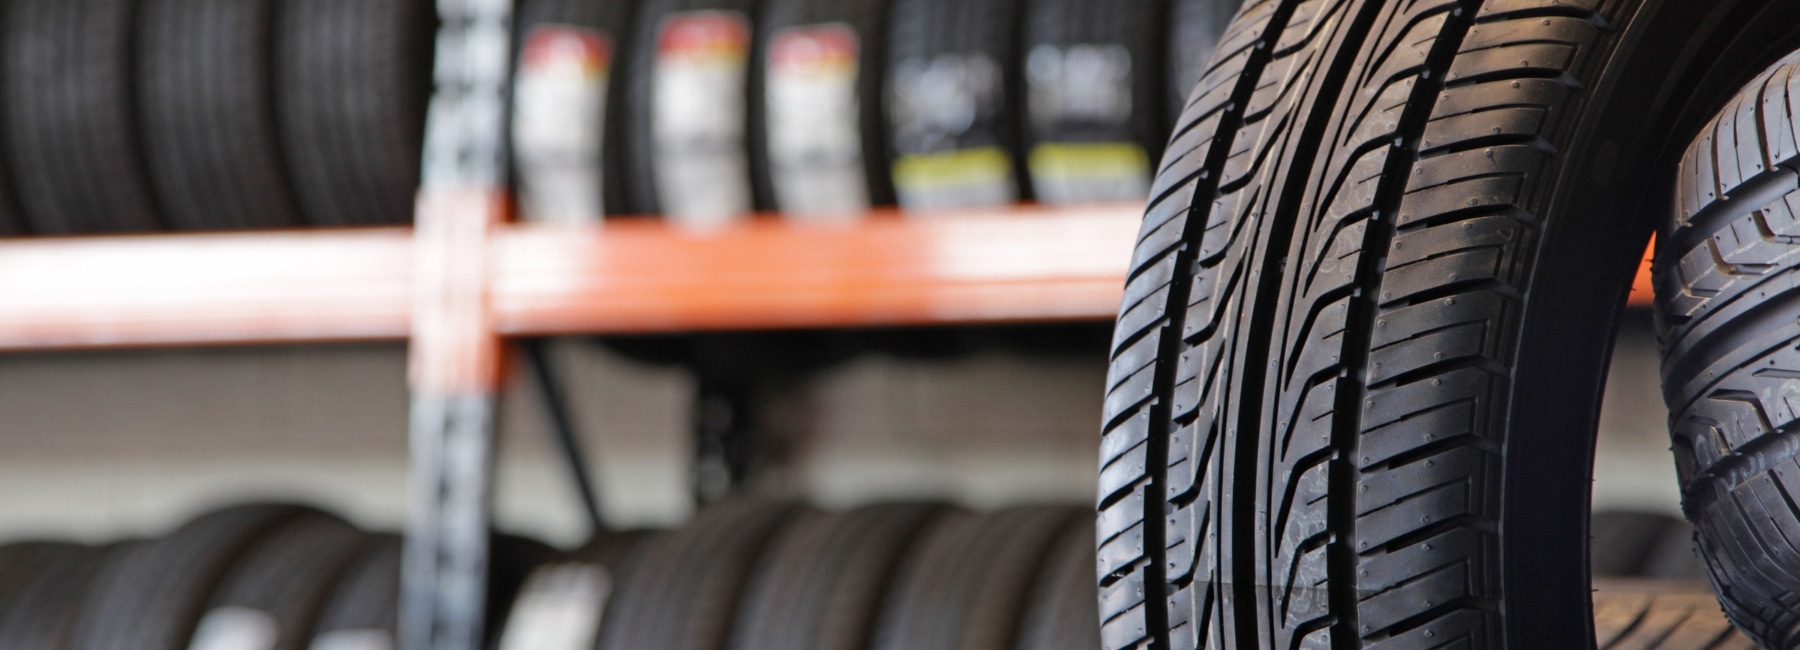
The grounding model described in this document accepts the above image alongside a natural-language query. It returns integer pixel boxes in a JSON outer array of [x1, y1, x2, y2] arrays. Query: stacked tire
[[0, 499, 1099, 650], [512, 0, 1237, 223], [0, 0, 430, 235], [1098, 0, 1800, 648]]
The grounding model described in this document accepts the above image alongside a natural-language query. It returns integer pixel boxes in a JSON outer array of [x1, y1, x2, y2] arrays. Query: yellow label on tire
[[892, 146, 1015, 210], [1027, 142, 1149, 204]]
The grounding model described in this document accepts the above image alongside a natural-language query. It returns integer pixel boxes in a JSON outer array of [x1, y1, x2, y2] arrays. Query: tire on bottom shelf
[[1094, 0, 1800, 647], [1655, 48, 1800, 649], [595, 500, 806, 650], [0, 543, 111, 648], [190, 512, 366, 650], [67, 504, 311, 650], [730, 503, 949, 650], [307, 534, 403, 648], [871, 505, 1081, 650]]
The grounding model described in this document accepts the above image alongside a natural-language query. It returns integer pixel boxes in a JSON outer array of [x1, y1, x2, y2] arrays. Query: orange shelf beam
[[0, 227, 413, 350], [0, 204, 1659, 352], [490, 203, 1141, 334]]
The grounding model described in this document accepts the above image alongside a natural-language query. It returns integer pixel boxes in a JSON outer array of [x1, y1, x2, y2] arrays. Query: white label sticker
[[188, 607, 279, 650], [1025, 43, 1148, 203], [652, 11, 754, 228], [497, 563, 612, 650], [309, 630, 394, 650], [513, 26, 613, 222], [766, 24, 868, 220], [888, 53, 1016, 210]]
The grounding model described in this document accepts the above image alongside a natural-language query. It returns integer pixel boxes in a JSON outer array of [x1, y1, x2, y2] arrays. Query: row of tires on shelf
[[0, 0, 1237, 236], [0, 500, 1101, 650], [512, 0, 1235, 226], [0, 502, 1736, 650]]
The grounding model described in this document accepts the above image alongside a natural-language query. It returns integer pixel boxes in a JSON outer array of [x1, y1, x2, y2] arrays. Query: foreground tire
[[1655, 49, 1800, 649], [1097, 0, 1800, 647]]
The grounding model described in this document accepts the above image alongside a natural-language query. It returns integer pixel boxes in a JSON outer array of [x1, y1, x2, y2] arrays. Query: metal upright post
[[401, 0, 512, 648]]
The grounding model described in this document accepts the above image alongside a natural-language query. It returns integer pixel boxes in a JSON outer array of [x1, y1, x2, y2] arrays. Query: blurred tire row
[[0, 500, 1101, 650], [0, 0, 1238, 236], [0, 0, 430, 235], [521, 0, 1233, 226]]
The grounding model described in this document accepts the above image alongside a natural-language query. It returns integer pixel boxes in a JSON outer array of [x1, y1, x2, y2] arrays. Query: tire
[[870, 506, 1081, 650], [729, 504, 949, 650], [2, 0, 161, 233], [1592, 579, 1756, 649], [1166, 0, 1238, 123], [274, 0, 433, 226], [621, 0, 765, 226], [495, 531, 654, 650], [595, 500, 805, 650], [1019, 0, 1166, 205], [137, 0, 302, 231], [751, 0, 894, 218], [884, 0, 1028, 210], [1096, 0, 1800, 647], [68, 504, 310, 650], [1654, 48, 1800, 649], [308, 534, 402, 647], [0, 543, 113, 649], [190, 513, 365, 650], [511, 0, 636, 222], [0, 541, 77, 609], [1016, 516, 1102, 650]]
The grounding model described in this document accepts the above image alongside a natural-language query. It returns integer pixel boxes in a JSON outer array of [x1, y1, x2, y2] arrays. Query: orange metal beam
[[489, 203, 1142, 334], [0, 205, 1660, 351], [0, 227, 412, 349]]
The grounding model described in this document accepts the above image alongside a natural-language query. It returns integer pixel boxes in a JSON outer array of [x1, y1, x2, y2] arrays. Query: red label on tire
[[766, 24, 866, 218], [653, 11, 754, 227]]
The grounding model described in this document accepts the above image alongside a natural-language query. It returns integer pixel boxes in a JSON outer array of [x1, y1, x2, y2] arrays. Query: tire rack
[[0, 13, 1661, 650]]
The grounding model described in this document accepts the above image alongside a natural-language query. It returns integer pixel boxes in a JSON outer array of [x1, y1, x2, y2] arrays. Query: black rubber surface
[[1165, 0, 1238, 122], [883, 0, 1028, 207], [2, 0, 162, 233], [870, 506, 1080, 650], [68, 504, 308, 650], [750, 0, 895, 212], [1097, 0, 1800, 647], [595, 500, 804, 650], [138, 0, 301, 231], [274, 0, 433, 226], [1655, 48, 1800, 649], [196, 512, 365, 650], [1018, 0, 1166, 202], [0, 541, 76, 609], [1016, 516, 1102, 650], [1592, 579, 1757, 649], [308, 533, 403, 644], [0, 543, 115, 649], [620, 0, 765, 217], [729, 503, 948, 650], [512, 0, 636, 218]]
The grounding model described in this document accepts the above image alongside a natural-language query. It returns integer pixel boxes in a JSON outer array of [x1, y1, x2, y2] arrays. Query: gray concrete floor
[[0, 314, 1678, 546]]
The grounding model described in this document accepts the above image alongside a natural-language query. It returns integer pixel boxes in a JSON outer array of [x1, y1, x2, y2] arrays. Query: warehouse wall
[[0, 313, 1676, 547]]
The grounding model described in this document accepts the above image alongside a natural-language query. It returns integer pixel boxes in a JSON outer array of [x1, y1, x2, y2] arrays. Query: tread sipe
[[1099, 0, 1800, 648], [1655, 48, 1800, 649]]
